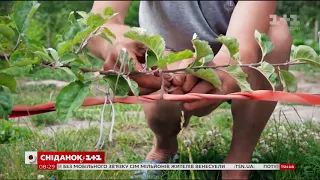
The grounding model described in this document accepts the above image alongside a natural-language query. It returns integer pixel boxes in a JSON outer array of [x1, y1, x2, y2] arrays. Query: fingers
[[188, 80, 215, 94], [127, 51, 144, 72], [182, 74, 199, 92], [130, 74, 170, 89], [168, 86, 184, 94], [128, 87, 158, 96], [104, 51, 119, 71], [183, 88, 224, 111], [171, 57, 196, 87], [171, 74, 186, 87], [182, 81, 220, 111]]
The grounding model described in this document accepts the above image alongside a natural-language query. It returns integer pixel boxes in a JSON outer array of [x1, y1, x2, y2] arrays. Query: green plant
[[0, 1, 320, 145], [0, 120, 32, 143]]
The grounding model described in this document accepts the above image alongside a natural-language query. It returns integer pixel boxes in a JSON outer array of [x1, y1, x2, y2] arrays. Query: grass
[[1, 111, 319, 179]]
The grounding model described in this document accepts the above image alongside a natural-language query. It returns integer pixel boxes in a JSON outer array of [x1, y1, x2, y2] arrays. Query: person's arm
[[215, 1, 277, 66], [88, 1, 168, 93], [181, 1, 278, 111], [91, 1, 131, 25], [88, 1, 132, 61]]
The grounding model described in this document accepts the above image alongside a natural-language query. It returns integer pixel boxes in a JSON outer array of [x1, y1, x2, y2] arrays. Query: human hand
[[87, 25, 171, 95], [171, 52, 240, 112]]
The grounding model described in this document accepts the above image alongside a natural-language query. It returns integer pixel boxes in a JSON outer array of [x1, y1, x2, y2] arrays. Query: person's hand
[[171, 52, 240, 112], [165, 56, 198, 94], [88, 24, 170, 95]]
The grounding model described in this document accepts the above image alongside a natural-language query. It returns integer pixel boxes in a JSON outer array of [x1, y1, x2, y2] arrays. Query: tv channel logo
[[25, 151, 37, 164]]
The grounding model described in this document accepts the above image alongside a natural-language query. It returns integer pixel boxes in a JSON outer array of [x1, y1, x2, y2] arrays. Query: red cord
[[6, 90, 320, 119]]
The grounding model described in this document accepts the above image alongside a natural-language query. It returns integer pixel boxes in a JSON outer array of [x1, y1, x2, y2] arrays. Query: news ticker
[[25, 151, 296, 171]]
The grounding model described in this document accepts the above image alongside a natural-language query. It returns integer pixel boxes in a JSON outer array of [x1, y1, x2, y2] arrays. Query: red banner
[[280, 163, 296, 170], [37, 151, 105, 170]]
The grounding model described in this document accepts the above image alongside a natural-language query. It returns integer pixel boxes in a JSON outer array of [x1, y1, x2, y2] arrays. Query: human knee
[[268, 16, 292, 61]]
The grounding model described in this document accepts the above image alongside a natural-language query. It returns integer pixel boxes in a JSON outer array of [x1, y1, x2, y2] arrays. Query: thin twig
[[281, 110, 294, 131], [160, 60, 305, 74], [108, 88, 116, 142], [76, 26, 101, 54], [95, 87, 108, 150], [3, 53, 10, 64], [9, 34, 22, 57], [43, 60, 306, 78], [292, 106, 304, 124]]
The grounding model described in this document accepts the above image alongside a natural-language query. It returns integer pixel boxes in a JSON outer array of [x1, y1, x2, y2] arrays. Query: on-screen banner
[[25, 151, 296, 171]]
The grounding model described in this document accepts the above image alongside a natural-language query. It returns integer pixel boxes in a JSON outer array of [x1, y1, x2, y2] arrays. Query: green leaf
[[254, 30, 274, 61], [74, 53, 92, 67], [55, 81, 91, 123], [0, 61, 10, 70], [0, 41, 14, 54], [192, 34, 213, 62], [97, 31, 113, 44], [185, 68, 221, 89], [10, 49, 40, 67], [194, 54, 215, 67], [62, 22, 83, 41], [128, 59, 135, 73], [60, 53, 77, 64], [104, 74, 130, 97], [124, 27, 165, 60], [221, 65, 252, 92], [0, 24, 15, 40], [124, 77, 139, 97], [146, 49, 157, 68], [76, 11, 88, 20], [216, 35, 239, 58], [0, 86, 13, 120], [71, 66, 85, 82], [13, 1, 40, 33], [72, 26, 96, 45], [47, 48, 59, 62], [157, 50, 193, 68], [59, 67, 76, 81], [103, 27, 116, 39], [68, 11, 77, 24], [103, 7, 113, 17], [279, 70, 297, 93], [253, 62, 277, 91], [203, 54, 214, 63], [0, 73, 17, 92], [22, 34, 42, 51], [34, 51, 53, 62], [87, 14, 105, 27], [290, 45, 296, 57], [57, 41, 73, 55], [292, 45, 320, 66], [0, 16, 12, 25]]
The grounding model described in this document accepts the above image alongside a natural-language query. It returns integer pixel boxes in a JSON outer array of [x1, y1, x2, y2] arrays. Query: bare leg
[[222, 17, 292, 179], [143, 100, 190, 162]]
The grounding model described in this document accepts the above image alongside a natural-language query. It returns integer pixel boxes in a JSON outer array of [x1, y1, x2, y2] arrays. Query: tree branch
[[9, 34, 22, 57], [43, 60, 306, 78]]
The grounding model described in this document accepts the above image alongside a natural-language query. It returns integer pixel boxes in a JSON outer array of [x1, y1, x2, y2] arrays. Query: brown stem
[[9, 34, 22, 57], [75, 26, 101, 54], [42, 60, 306, 78]]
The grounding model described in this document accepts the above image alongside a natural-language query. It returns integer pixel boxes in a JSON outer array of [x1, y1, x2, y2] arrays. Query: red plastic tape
[[6, 90, 320, 119]]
